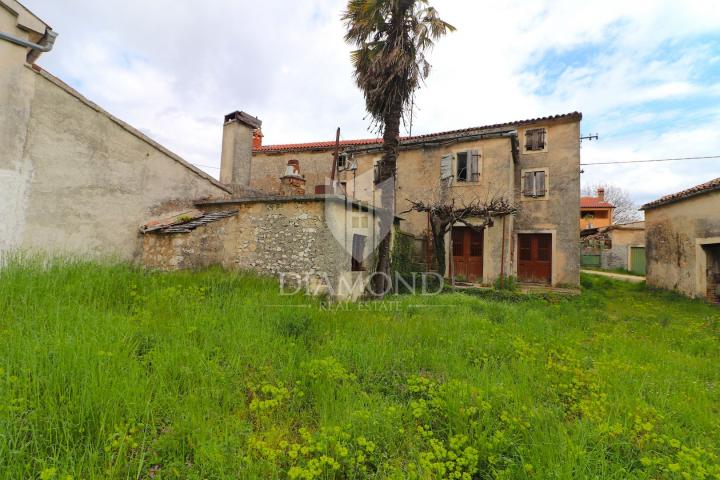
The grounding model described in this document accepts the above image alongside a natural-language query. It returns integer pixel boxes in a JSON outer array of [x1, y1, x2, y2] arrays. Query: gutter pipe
[[0, 28, 58, 63]]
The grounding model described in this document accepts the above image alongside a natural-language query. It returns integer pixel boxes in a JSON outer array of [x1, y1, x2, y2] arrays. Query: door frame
[[627, 244, 646, 274], [695, 237, 720, 299], [514, 229, 556, 285]]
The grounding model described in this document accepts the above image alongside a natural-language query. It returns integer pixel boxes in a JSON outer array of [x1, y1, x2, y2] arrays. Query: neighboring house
[[252, 113, 582, 286], [580, 221, 646, 274], [0, 1, 230, 260], [580, 188, 614, 229], [641, 177, 720, 304]]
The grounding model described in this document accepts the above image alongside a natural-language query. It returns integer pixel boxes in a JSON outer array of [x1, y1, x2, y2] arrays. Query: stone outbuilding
[[580, 221, 645, 274], [641, 177, 720, 304]]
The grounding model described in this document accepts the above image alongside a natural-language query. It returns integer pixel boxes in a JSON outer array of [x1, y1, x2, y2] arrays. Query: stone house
[[252, 113, 583, 286], [580, 221, 646, 274], [580, 188, 614, 229], [641, 177, 720, 304]]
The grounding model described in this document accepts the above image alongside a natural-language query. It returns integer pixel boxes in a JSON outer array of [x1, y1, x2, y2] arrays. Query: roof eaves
[[641, 178, 720, 210]]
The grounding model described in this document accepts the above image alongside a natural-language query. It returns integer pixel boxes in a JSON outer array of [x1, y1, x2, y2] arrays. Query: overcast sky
[[26, 0, 720, 206]]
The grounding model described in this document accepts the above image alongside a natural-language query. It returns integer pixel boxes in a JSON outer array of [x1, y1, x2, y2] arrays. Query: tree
[[582, 183, 642, 224], [343, 0, 454, 294], [404, 195, 518, 279]]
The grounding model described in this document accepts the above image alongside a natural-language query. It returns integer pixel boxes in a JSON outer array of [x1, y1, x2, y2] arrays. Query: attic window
[[525, 128, 546, 152]]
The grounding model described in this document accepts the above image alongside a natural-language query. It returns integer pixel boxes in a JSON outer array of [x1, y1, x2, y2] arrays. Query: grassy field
[[0, 259, 719, 479]]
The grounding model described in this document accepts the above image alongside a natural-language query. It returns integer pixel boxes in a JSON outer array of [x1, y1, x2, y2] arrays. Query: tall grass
[[0, 257, 718, 479]]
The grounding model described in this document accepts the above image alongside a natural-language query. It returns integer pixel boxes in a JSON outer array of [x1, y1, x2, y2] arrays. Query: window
[[456, 152, 468, 182], [452, 150, 481, 183], [523, 170, 547, 198], [352, 215, 369, 229], [524, 128, 546, 152]]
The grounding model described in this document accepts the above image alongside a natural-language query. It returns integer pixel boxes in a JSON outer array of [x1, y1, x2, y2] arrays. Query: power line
[[581, 155, 720, 166], [193, 155, 720, 170]]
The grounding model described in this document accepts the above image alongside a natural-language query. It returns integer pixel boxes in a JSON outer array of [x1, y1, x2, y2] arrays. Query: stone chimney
[[279, 159, 306, 196], [597, 187, 605, 201], [220, 111, 262, 193]]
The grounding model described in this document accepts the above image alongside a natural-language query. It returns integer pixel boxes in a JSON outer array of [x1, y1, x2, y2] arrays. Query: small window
[[525, 128, 546, 152], [351, 234, 367, 271], [523, 170, 547, 198], [456, 152, 468, 182], [352, 215, 369, 229], [453, 150, 480, 183]]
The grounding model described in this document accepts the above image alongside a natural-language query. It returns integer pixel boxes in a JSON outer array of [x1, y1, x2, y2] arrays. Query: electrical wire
[[581, 155, 720, 166]]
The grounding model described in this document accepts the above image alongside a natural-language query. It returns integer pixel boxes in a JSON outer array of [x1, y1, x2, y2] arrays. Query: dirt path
[[581, 269, 645, 283]]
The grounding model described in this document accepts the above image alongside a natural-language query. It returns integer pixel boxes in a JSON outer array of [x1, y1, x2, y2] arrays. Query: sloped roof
[[581, 197, 614, 208], [642, 177, 720, 210], [254, 112, 582, 154], [142, 210, 238, 234]]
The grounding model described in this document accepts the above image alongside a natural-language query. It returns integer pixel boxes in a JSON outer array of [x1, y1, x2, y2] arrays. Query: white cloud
[[24, 0, 720, 202]]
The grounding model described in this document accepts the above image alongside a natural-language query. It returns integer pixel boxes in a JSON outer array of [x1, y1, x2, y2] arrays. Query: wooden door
[[630, 246, 646, 275], [518, 233, 552, 284], [452, 227, 483, 282]]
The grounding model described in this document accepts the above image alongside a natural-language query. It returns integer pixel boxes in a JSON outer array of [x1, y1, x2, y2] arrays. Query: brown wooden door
[[452, 227, 483, 282], [518, 233, 552, 284]]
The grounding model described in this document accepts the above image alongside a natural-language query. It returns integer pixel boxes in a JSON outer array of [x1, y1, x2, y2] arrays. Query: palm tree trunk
[[372, 97, 402, 296]]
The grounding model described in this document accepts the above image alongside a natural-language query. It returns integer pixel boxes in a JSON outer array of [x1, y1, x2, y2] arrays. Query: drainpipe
[[0, 28, 58, 63]]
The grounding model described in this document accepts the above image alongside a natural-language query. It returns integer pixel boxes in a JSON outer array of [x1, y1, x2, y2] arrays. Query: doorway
[[351, 234, 367, 271], [518, 233, 552, 284], [451, 227, 483, 283], [705, 244, 720, 304]]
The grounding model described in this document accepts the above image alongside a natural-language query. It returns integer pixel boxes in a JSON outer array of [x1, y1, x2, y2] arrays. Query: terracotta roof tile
[[641, 177, 720, 210], [254, 112, 581, 154], [580, 197, 614, 208]]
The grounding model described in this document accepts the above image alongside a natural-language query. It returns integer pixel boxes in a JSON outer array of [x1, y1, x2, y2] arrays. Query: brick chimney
[[597, 187, 605, 201], [279, 159, 306, 196], [252, 129, 263, 149], [220, 111, 262, 193]]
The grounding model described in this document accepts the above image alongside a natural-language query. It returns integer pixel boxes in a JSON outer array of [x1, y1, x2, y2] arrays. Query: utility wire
[[581, 155, 720, 166], [193, 155, 720, 170]]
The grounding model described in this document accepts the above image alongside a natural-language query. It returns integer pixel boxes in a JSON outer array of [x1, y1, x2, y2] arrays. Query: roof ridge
[[642, 177, 720, 210], [254, 112, 581, 154]]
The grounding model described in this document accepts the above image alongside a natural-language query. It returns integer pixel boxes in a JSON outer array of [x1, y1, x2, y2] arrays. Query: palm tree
[[343, 0, 454, 294]]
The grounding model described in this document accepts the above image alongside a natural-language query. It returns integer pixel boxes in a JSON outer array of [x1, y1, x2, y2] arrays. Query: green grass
[[1, 257, 719, 479]]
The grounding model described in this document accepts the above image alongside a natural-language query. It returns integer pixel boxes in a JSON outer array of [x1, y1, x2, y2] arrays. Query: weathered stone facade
[[643, 187, 720, 301], [252, 114, 582, 286], [142, 196, 380, 298]]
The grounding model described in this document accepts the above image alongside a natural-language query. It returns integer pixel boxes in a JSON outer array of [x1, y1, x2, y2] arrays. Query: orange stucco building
[[581, 188, 614, 229]]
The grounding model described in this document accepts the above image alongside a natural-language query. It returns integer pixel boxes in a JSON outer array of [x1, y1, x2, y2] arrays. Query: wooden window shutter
[[440, 154, 453, 180], [525, 130, 533, 151], [536, 171, 546, 196], [469, 149, 480, 181], [538, 129, 546, 149], [523, 171, 533, 196]]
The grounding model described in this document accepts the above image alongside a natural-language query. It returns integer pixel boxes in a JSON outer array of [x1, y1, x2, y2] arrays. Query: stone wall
[[142, 198, 377, 297], [601, 228, 645, 270]]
